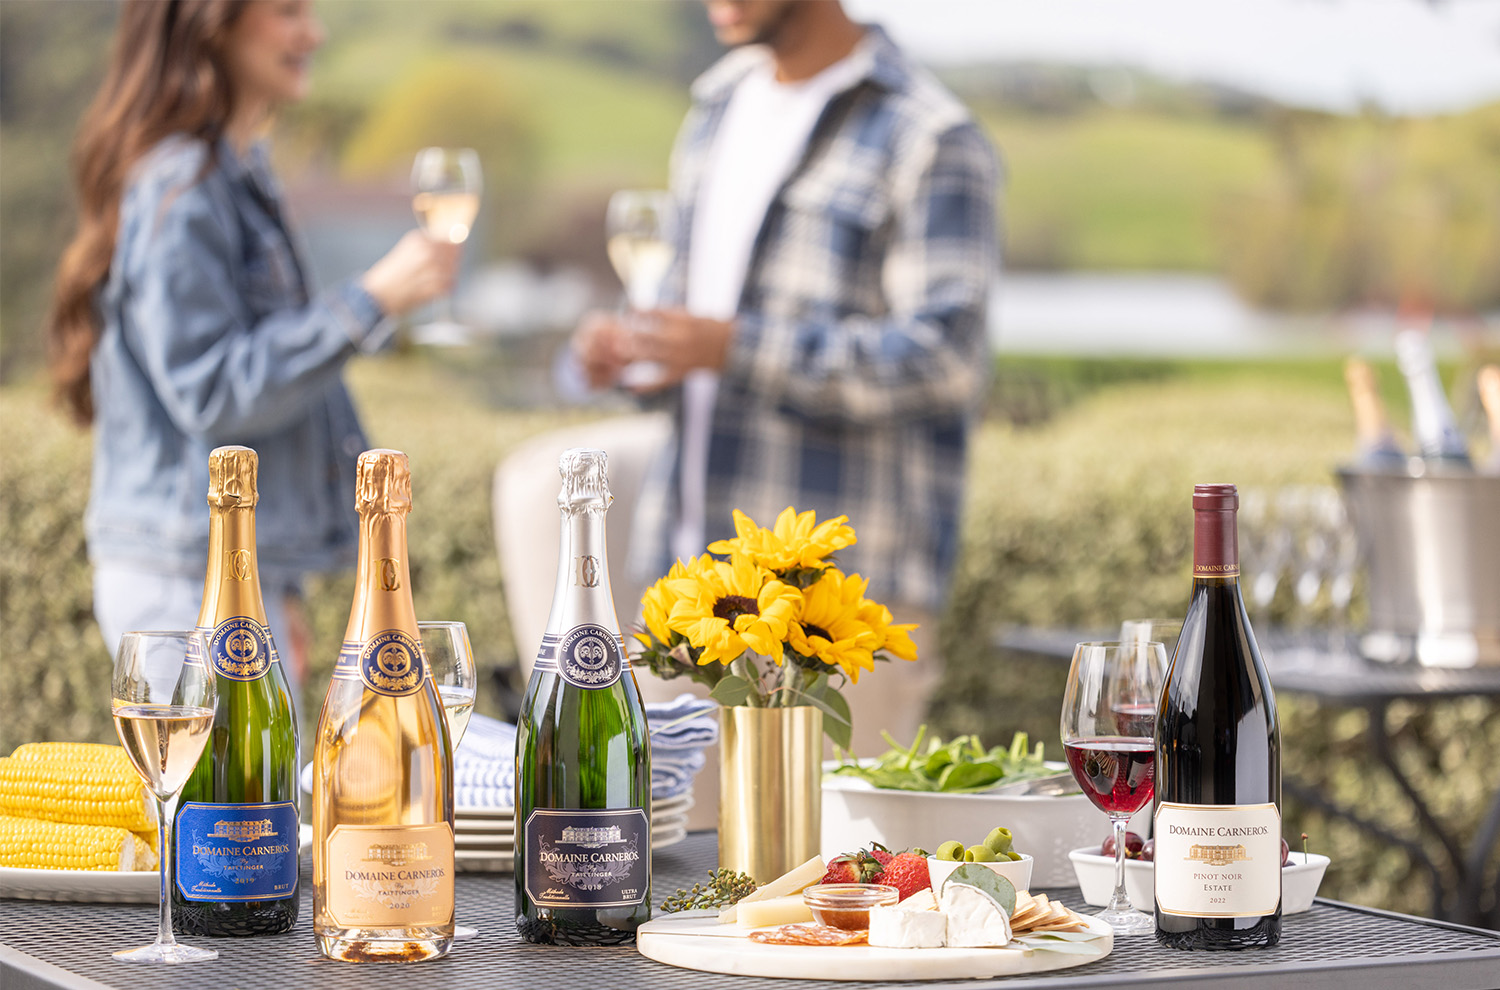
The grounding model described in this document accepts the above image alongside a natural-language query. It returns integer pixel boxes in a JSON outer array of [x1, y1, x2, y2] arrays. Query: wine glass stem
[[154, 793, 180, 947], [1107, 814, 1133, 913]]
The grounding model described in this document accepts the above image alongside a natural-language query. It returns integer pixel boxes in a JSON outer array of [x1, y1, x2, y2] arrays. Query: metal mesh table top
[[3, 831, 1498, 990]]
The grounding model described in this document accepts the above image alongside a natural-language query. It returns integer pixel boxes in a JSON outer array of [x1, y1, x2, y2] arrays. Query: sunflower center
[[713, 595, 760, 623], [802, 623, 833, 642]]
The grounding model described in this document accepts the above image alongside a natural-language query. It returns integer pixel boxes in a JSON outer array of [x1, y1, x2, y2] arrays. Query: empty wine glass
[[605, 189, 676, 388], [1061, 640, 1166, 936], [111, 630, 217, 963], [419, 620, 477, 939], [411, 147, 482, 341], [1119, 618, 1182, 661]]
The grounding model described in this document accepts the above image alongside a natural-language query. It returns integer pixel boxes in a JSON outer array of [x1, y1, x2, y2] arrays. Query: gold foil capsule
[[207, 445, 259, 508]]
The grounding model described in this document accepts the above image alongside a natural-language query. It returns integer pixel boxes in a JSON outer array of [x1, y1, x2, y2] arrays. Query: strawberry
[[877, 852, 931, 901], [866, 843, 895, 868], [820, 850, 884, 885]]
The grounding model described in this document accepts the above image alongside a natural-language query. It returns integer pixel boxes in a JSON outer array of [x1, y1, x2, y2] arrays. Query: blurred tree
[[340, 54, 539, 256]]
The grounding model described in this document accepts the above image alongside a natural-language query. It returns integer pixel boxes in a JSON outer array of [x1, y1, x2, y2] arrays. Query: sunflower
[[857, 598, 919, 663], [787, 569, 883, 683], [708, 507, 857, 573], [636, 555, 705, 647], [666, 554, 803, 667]]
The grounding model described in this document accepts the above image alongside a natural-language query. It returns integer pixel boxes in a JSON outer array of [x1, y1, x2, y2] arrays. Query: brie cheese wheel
[[868, 905, 947, 948], [897, 887, 940, 912], [941, 883, 1013, 948]]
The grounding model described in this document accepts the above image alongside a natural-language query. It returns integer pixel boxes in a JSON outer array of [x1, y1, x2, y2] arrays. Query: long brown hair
[[46, 0, 248, 426]]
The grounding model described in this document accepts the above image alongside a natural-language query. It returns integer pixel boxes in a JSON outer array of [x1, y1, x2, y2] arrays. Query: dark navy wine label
[[175, 801, 299, 902], [556, 624, 626, 688], [359, 629, 427, 697], [207, 617, 275, 681], [524, 808, 648, 908]]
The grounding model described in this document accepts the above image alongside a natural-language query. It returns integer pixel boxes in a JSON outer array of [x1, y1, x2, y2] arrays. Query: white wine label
[[175, 801, 298, 902], [325, 823, 455, 928], [357, 630, 427, 697], [557, 624, 625, 688], [524, 808, 649, 908], [206, 617, 275, 681], [1154, 802, 1282, 917]]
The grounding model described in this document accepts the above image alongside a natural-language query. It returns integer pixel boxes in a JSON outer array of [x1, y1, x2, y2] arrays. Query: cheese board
[[636, 910, 1113, 981]]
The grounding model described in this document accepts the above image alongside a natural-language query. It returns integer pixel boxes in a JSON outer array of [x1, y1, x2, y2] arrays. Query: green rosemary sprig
[[659, 868, 758, 913]]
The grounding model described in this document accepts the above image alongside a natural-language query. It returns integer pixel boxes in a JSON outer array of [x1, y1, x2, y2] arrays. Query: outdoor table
[[997, 626, 1500, 929], [3, 831, 1498, 990]]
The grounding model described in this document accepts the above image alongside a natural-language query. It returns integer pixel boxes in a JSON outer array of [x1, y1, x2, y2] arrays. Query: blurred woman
[[45, 0, 459, 692]]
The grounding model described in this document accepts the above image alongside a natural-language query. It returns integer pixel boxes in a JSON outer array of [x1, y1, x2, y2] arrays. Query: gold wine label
[[207, 446, 259, 508], [325, 823, 454, 929]]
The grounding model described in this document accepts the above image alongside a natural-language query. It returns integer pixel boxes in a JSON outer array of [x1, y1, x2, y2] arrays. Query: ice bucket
[[1337, 466, 1500, 666]]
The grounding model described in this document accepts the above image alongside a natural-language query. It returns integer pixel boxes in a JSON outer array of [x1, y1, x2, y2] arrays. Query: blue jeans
[[92, 560, 306, 701]]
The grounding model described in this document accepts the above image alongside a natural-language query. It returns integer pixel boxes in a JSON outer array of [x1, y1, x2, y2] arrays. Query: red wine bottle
[[1154, 484, 1281, 949]]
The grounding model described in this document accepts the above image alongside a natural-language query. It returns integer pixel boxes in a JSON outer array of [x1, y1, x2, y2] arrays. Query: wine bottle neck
[[347, 511, 418, 642], [200, 505, 267, 625], [555, 507, 618, 632], [1192, 507, 1239, 580]]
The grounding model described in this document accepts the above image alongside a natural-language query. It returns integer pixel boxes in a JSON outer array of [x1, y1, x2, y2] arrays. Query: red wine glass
[[1061, 640, 1166, 935]]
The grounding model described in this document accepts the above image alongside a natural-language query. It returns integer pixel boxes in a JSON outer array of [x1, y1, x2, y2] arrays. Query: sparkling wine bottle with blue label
[[515, 448, 651, 945], [173, 446, 299, 936]]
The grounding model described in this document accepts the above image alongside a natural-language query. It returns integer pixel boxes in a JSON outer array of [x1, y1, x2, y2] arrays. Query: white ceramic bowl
[[821, 764, 1147, 887], [1068, 847, 1330, 915], [926, 853, 1034, 894]]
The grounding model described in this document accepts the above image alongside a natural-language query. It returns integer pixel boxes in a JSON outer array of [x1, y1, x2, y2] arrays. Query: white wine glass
[[111, 630, 217, 963], [605, 189, 675, 388], [418, 620, 477, 939], [411, 147, 482, 340], [1061, 640, 1166, 936]]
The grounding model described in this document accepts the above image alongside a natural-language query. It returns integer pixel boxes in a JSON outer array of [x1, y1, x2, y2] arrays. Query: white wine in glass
[[111, 630, 218, 964], [606, 190, 675, 388], [418, 619, 478, 940], [411, 147, 482, 337]]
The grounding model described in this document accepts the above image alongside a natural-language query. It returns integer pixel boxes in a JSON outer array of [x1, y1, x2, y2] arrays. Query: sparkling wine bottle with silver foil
[[313, 449, 455, 962], [1155, 484, 1281, 949], [515, 448, 651, 945], [174, 446, 299, 936], [1395, 329, 1472, 469]]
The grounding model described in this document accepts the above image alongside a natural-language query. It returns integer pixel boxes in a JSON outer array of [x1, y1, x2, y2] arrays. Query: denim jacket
[[86, 135, 384, 577]]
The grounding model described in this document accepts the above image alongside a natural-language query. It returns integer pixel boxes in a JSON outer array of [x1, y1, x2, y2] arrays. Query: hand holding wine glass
[[1061, 639, 1166, 936], [605, 189, 676, 388], [410, 147, 482, 335], [110, 630, 217, 963]]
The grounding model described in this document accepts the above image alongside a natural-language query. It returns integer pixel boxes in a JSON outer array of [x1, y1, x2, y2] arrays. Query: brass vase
[[718, 705, 822, 884]]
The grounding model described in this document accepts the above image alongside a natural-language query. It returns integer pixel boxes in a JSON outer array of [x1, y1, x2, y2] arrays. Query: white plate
[[637, 910, 1112, 981], [0, 866, 157, 904]]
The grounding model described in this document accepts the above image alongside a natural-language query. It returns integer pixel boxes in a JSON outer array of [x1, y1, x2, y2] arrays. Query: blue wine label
[[358, 629, 427, 696], [175, 801, 299, 902], [523, 808, 649, 908], [206, 617, 275, 681], [332, 639, 361, 681], [535, 629, 630, 675], [556, 624, 626, 688]]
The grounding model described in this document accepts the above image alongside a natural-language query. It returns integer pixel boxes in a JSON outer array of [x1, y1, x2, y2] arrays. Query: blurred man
[[573, 0, 1000, 753]]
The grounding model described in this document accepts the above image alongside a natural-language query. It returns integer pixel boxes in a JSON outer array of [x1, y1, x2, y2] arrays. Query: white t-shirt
[[673, 46, 868, 563]]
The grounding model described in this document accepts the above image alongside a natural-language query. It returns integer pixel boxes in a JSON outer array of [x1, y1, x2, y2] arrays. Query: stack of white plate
[[454, 791, 694, 872]]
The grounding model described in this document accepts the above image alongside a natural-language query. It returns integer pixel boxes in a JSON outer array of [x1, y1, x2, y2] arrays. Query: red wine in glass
[[1065, 737, 1155, 816]]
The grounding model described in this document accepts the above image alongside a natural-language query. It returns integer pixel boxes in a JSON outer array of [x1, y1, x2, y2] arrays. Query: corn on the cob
[[0, 755, 153, 833], [9, 741, 133, 768], [0, 815, 156, 871]]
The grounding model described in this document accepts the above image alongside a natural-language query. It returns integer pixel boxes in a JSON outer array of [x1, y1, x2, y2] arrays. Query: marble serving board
[[636, 911, 1112, 982]]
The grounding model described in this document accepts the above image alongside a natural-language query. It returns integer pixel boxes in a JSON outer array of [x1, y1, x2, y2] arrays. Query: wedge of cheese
[[735, 894, 816, 929], [898, 887, 939, 912], [941, 883, 1013, 948], [718, 855, 825, 924], [869, 905, 946, 948]]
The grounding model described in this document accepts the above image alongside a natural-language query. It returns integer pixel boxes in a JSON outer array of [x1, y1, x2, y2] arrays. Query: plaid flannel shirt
[[628, 26, 1000, 611]]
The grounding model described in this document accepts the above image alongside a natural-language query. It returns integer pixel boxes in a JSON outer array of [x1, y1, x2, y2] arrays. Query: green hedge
[[1, 355, 1494, 921]]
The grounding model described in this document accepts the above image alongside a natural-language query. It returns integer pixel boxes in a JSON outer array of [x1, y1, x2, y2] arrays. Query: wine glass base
[[1094, 906, 1156, 936], [454, 924, 479, 940], [113, 942, 218, 964]]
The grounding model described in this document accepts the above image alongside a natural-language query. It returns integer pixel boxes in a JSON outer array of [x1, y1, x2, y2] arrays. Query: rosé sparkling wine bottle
[[1154, 484, 1282, 950], [313, 450, 455, 962], [514, 448, 651, 945]]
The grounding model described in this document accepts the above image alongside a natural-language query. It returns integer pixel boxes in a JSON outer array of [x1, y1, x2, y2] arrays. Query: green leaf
[[709, 675, 753, 707], [937, 760, 1006, 792], [1015, 936, 1103, 954]]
